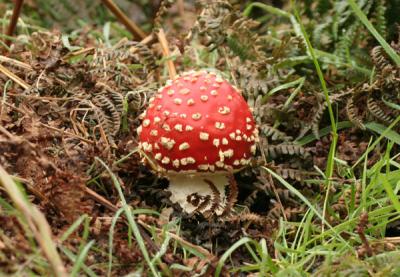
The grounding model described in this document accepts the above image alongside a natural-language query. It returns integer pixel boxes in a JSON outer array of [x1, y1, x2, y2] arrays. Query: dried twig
[[39, 123, 94, 144], [267, 171, 287, 221], [177, 0, 185, 17], [5, 0, 24, 46], [85, 187, 117, 212], [157, 28, 177, 79], [0, 63, 30, 90], [0, 55, 32, 70], [129, 34, 154, 54], [100, 0, 146, 40], [62, 47, 95, 61]]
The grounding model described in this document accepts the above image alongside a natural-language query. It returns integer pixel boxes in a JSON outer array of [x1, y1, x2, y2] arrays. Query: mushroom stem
[[167, 173, 228, 215]]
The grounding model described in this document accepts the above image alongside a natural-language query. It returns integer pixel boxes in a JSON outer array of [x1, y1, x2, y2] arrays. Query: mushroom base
[[167, 174, 228, 215]]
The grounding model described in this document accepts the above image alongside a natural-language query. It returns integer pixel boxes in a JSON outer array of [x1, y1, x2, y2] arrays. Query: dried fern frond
[[226, 17, 265, 62], [371, 45, 393, 72], [267, 204, 305, 221], [275, 167, 305, 181], [234, 63, 278, 98], [260, 124, 293, 142], [203, 179, 222, 218], [92, 94, 120, 135], [90, 41, 157, 85], [367, 93, 395, 124], [188, 194, 211, 215], [195, 0, 234, 51], [153, 0, 175, 32], [346, 96, 365, 129], [311, 101, 327, 140], [126, 85, 156, 114], [226, 212, 265, 224], [130, 41, 158, 72], [222, 175, 238, 216], [91, 85, 124, 142], [266, 144, 308, 159]]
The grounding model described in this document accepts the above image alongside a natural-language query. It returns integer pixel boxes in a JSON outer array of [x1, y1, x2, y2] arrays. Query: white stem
[[167, 173, 229, 215]]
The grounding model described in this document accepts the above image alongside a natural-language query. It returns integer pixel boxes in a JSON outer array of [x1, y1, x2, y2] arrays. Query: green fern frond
[[374, 0, 387, 38]]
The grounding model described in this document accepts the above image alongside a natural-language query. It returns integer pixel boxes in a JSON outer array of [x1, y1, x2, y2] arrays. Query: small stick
[[8, 93, 76, 101], [129, 34, 154, 54], [5, 0, 24, 47], [39, 123, 95, 144], [268, 172, 287, 221], [157, 29, 177, 79], [62, 47, 95, 61], [85, 187, 117, 212], [177, 0, 185, 17], [0, 63, 30, 90], [100, 0, 146, 40], [0, 55, 32, 70]]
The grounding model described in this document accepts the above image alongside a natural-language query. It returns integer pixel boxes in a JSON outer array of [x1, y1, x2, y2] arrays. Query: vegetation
[[1, 0, 400, 276]]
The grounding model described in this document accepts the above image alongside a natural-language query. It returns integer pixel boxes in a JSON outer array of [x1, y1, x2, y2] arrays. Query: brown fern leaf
[[267, 204, 305, 221], [188, 193, 211, 215], [92, 94, 121, 136], [203, 179, 222, 218], [128, 84, 158, 114], [130, 41, 158, 71], [260, 124, 293, 142], [346, 96, 365, 129], [227, 212, 265, 224], [91, 85, 125, 141], [243, 189, 259, 207], [234, 63, 278, 98], [310, 101, 327, 139], [371, 46, 393, 72], [153, 0, 175, 32], [367, 94, 395, 124], [275, 167, 304, 181], [221, 175, 238, 216], [267, 144, 308, 159], [195, 1, 234, 50]]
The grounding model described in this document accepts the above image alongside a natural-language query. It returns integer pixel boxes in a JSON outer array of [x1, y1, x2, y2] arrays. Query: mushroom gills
[[167, 174, 228, 215]]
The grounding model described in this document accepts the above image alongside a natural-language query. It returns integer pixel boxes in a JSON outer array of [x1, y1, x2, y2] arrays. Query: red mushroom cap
[[138, 70, 258, 174]]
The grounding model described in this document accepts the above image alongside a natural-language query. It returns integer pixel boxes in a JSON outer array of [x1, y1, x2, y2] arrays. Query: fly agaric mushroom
[[137, 70, 258, 214]]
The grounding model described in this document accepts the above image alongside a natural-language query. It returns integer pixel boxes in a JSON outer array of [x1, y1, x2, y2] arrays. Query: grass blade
[[60, 215, 88, 243], [262, 166, 351, 248], [348, 0, 400, 66], [108, 208, 124, 277], [0, 165, 67, 277], [365, 122, 400, 145], [95, 157, 160, 277], [215, 237, 254, 276], [71, 240, 95, 277]]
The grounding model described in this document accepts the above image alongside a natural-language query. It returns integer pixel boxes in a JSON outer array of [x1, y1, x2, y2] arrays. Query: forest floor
[[1, 0, 400, 276]]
